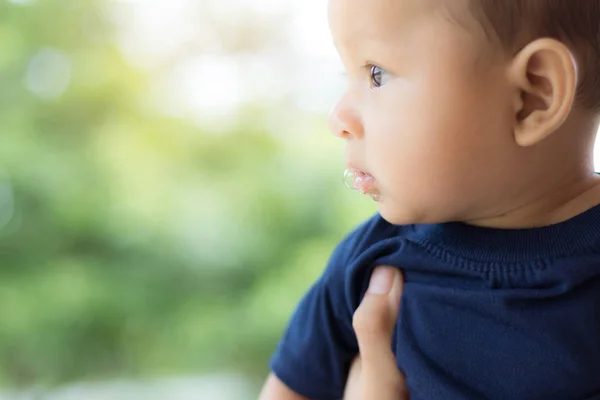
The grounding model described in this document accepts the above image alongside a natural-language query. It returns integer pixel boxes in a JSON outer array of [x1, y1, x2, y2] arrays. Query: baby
[[261, 0, 600, 399]]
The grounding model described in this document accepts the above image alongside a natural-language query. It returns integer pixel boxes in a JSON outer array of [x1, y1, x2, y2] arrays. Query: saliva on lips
[[343, 168, 381, 202]]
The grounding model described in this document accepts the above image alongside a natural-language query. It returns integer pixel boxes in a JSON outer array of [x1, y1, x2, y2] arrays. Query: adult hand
[[343, 266, 409, 400]]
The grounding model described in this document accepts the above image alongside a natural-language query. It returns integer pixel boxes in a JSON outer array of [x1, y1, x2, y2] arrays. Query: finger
[[353, 266, 402, 364], [352, 266, 406, 390], [344, 356, 408, 400], [343, 356, 363, 399]]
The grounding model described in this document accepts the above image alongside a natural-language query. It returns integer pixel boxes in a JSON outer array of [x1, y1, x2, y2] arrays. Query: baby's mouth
[[344, 168, 381, 201]]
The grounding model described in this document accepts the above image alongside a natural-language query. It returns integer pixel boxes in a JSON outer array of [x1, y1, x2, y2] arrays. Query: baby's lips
[[344, 168, 376, 193]]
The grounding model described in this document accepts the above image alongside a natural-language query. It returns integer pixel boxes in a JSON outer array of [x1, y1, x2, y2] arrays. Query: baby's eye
[[369, 65, 390, 88]]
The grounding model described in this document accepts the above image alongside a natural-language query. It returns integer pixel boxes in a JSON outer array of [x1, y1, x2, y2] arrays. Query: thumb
[[352, 266, 403, 370]]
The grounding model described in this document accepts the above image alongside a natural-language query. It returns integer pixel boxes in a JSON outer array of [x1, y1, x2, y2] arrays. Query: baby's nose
[[328, 98, 363, 140]]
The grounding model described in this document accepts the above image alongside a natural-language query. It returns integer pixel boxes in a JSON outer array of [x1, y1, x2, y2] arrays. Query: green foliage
[[0, 0, 375, 389]]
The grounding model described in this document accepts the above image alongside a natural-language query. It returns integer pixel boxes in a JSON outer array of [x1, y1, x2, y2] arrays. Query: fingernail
[[368, 267, 396, 294]]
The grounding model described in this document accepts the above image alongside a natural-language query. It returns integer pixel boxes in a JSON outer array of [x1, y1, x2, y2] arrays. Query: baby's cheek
[[382, 153, 476, 222]]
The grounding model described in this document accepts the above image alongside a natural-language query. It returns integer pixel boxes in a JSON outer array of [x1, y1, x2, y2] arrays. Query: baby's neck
[[466, 173, 600, 229], [467, 113, 600, 229]]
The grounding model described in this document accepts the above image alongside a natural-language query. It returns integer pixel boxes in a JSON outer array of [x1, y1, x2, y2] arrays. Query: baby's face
[[328, 0, 521, 224]]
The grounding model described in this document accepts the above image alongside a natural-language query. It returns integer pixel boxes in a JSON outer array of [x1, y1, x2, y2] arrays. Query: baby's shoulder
[[335, 213, 405, 261], [323, 214, 409, 289]]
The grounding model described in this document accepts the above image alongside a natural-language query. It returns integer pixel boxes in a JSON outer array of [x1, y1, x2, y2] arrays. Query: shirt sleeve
[[270, 215, 390, 400]]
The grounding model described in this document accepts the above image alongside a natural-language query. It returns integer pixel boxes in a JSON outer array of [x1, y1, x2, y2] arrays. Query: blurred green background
[[0, 0, 376, 398]]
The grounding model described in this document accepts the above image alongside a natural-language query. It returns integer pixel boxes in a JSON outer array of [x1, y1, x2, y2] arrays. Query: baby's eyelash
[[363, 63, 375, 74], [335, 64, 386, 87]]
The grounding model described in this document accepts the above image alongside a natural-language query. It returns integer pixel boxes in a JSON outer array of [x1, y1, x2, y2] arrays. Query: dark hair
[[472, 0, 600, 111]]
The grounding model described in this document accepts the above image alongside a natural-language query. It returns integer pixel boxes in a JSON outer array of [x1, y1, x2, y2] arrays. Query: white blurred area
[[112, 0, 345, 129]]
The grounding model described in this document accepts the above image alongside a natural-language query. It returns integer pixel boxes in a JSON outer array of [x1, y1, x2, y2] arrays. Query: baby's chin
[[376, 199, 455, 226]]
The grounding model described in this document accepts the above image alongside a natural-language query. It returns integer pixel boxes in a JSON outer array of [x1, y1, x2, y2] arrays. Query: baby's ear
[[508, 38, 577, 147]]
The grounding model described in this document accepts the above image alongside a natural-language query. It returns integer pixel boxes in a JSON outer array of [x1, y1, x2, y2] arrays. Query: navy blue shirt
[[270, 206, 600, 400]]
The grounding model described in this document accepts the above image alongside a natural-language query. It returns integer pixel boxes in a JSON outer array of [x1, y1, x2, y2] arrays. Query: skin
[[260, 0, 600, 398]]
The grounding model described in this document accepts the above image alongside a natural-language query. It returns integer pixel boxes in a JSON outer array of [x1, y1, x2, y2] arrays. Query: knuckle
[[352, 298, 390, 337]]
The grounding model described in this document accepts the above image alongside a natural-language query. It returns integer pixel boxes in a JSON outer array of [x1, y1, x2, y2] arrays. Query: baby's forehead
[[329, 0, 488, 74], [328, 0, 475, 44]]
